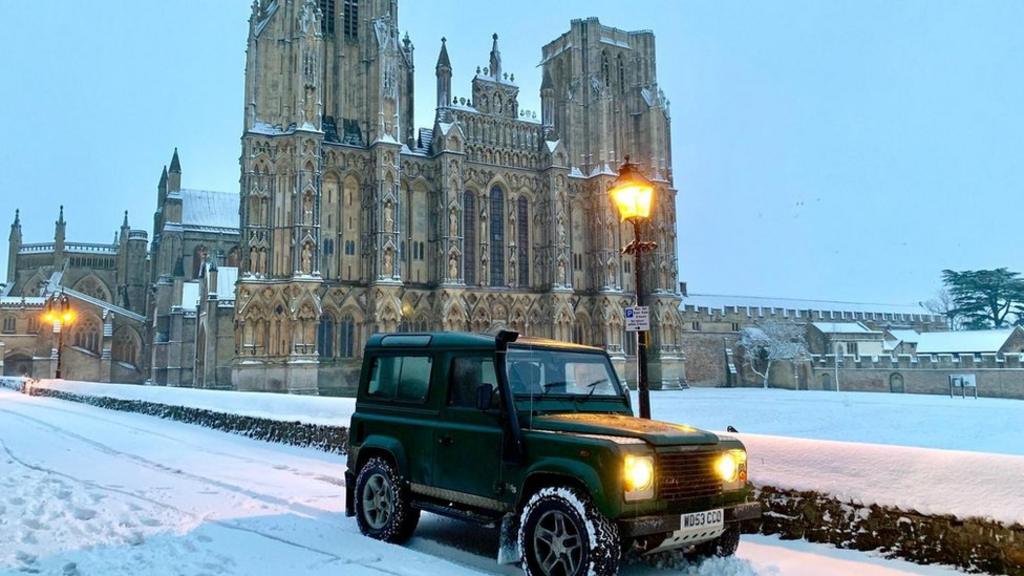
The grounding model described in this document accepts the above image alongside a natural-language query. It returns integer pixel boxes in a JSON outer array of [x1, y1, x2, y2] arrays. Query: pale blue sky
[[1, 1, 1021, 304]]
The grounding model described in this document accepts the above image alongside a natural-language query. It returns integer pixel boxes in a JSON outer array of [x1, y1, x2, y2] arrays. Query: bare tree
[[738, 321, 808, 389], [922, 288, 960, 330]]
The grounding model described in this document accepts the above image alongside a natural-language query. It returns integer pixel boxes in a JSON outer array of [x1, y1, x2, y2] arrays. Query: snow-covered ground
[[0, 389, 972, 575]]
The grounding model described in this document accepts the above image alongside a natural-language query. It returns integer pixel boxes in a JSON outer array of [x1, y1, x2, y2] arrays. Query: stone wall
[[751, 485, 1024, 576], [810, 354, 1024, 399], [26, 386, 348, 454]]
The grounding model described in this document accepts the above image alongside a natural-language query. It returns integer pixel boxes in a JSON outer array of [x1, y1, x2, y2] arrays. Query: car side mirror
[[476, 384, 494, 411]]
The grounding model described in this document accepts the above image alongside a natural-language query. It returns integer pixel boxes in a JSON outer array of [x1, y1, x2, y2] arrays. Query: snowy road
[[0, 390, 969, 576]]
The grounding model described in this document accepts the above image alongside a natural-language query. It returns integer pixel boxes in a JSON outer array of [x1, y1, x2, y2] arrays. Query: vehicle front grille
[[657, 450, 723, 501]]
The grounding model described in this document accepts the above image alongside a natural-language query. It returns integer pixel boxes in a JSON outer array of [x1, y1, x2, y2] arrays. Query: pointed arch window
[[517, 196, 529, 287], [489, 186, 505, 286], [318, 313, 335, 358], [319, 0, 336, 35], [602, 51, 610, 87], [339, 315, 356, 358], [463, 191, 476, 285], [343, 0, 359, 40], [74, 317, 101, 355]]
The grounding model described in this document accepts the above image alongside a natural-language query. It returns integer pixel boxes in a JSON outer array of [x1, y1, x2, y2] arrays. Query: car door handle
[[438, 435, 454, 446]]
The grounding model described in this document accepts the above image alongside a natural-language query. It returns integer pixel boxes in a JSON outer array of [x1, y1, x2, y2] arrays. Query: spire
[[436, 37, 451, 70], [159, 165, 168, 186], [9, 209, 20, 243], [122, 210, 129, 228], [489, 33, 501, 80], [12, 209, 19, 228], [169, 147, 181, 173], [57, 205, 65, 226]]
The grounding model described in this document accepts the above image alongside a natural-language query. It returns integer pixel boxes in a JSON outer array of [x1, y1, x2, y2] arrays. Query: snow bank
[[32, 380, 354, 426], [737, 432, 1024, 527]]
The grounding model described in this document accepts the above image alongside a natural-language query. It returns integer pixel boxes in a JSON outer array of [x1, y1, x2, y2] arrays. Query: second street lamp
[[609, 156, 657, 419], [42, 289, 75, 379]]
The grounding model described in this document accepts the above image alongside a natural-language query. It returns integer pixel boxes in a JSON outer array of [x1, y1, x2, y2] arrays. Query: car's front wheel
[[354, 456, 419, 543], [519, 486, 620, 576]]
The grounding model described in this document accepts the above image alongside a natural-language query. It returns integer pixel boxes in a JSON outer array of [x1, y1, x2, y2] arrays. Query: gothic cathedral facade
[[233, 0, 684, 394]]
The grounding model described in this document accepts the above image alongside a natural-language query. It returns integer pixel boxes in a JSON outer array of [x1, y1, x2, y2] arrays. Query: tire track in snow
[[0, 407, 332, 520], [0, 438, 407, 576], [9, 393, 346, 487]]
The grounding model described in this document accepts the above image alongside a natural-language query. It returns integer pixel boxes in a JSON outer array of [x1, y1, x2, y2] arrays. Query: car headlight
[[623, 454, 655, 502], [717, 449, 747, 491]]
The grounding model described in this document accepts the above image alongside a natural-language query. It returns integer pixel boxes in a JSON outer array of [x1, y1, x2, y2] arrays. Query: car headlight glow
[[623, 455, 655, 501], [716, 452, 738, 482], [718, 449, 748, 490]]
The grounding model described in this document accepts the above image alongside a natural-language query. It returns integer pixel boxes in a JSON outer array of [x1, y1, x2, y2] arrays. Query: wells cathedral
[[1, 0, 684, 394]]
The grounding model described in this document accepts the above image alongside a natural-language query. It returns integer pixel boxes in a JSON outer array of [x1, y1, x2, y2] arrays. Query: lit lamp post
[[609, 156, 657, 419], [42, 290, 75, 379]]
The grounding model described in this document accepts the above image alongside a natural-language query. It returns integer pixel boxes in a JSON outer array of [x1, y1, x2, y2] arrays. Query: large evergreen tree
[[940, 268, 1024, 329]]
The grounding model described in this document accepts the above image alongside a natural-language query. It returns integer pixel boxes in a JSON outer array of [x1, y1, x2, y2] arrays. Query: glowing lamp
[[623, 454, 655, 501], [716, 452, 739, 483], [609, 159, 655, 222]]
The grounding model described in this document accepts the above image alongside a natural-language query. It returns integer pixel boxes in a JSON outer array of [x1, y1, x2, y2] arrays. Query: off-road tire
[[354, 456, 420, 543], [690, 523, 741, 558], [519, 486, 620, 576]]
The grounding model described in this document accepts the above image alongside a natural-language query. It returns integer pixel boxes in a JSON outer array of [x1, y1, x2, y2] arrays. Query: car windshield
[[506, 348, 622, 398]]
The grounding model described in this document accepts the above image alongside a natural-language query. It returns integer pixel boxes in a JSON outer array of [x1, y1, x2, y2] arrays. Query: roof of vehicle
[[364, 332, 605, 353]]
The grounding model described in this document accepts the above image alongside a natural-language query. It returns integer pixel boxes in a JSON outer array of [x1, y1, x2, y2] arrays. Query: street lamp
[[42, 289, 75, 379], [610, 156, 657, 419]]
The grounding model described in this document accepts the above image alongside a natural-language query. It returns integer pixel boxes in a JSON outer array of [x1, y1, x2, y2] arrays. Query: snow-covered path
[[0, 389, 970, 576]]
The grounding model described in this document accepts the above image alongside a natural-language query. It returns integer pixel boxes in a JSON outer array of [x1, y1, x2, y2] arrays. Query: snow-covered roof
[[887, 329, 921, 344], [179, 281, 199, 312], [181, 189, 239, 234], [0, 296, 45, 308], [214, 267, 237, 302], [59, 287, 146, 323], [811, 322, 880, 335], [915, 329, 1020, 355], [680, 293, 935, 318]]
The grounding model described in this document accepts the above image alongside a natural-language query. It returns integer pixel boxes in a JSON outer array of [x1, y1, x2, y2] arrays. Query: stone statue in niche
[[557, 258, 566, 284], [448, 253, 459, 280], [384, 201, 394, 232], [557, 214, 566, 245], [257, 247, 267, 275], [301, 243, 313, 275], [449, 207, 458, 235], [303, 192, 313, 224], [249, 246, 258, 274], [383, 248, 394, 276]]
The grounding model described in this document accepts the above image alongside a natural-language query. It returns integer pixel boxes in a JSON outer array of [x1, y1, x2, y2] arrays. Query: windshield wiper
[[539, 381, 567, 395], [579, 378, 609, 402]]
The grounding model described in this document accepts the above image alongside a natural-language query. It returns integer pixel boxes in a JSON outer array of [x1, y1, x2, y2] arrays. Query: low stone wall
[[26, 386, 349, 455], [750, 485, 1024, 576]]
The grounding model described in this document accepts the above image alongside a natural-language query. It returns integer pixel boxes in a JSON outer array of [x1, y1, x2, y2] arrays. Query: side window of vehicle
[[368, 356, 400, 398], [368, 355, 432, 403], [449, 356, 498, 407], [397, 356, 432, 402]]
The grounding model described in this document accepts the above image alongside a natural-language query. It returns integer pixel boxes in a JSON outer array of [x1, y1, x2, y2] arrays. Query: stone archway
[[889, 372, 905, 394]]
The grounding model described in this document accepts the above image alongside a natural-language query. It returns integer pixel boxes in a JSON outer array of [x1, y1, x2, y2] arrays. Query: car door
[[432, 353, 506, 509]]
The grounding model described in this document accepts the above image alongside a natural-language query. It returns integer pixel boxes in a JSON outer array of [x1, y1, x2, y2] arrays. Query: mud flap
[[497, 513, 521, 565]]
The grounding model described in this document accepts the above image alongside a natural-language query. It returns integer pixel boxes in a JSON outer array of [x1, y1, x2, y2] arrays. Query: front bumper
[[618, 501, 761, 538], [344, 470, 355, 518]]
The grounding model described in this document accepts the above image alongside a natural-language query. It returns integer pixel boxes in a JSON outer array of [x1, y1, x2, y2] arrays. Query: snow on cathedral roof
[[181, 189, 239, 234], [915, 328, 1021, 355], [811, 322, 881, 335]]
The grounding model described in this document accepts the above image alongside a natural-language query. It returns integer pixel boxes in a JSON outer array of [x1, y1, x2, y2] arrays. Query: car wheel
[[519, 486, 620, 576], [354, 456, 420, 543], [690, 523, 741, 558]]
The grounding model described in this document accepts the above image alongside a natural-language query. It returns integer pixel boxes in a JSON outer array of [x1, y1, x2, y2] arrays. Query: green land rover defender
[[344, 331, 760, 576]]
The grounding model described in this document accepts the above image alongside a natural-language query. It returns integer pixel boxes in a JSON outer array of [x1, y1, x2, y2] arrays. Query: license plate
[[680, 508, 724, 532]]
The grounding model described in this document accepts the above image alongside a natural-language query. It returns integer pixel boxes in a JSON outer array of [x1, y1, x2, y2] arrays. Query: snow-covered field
[[0, 389, 970, 575], [641, 388, 1024, 456]]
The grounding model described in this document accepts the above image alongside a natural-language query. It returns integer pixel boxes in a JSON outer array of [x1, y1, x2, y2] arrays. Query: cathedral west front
[[3, 0, 685, 394]]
